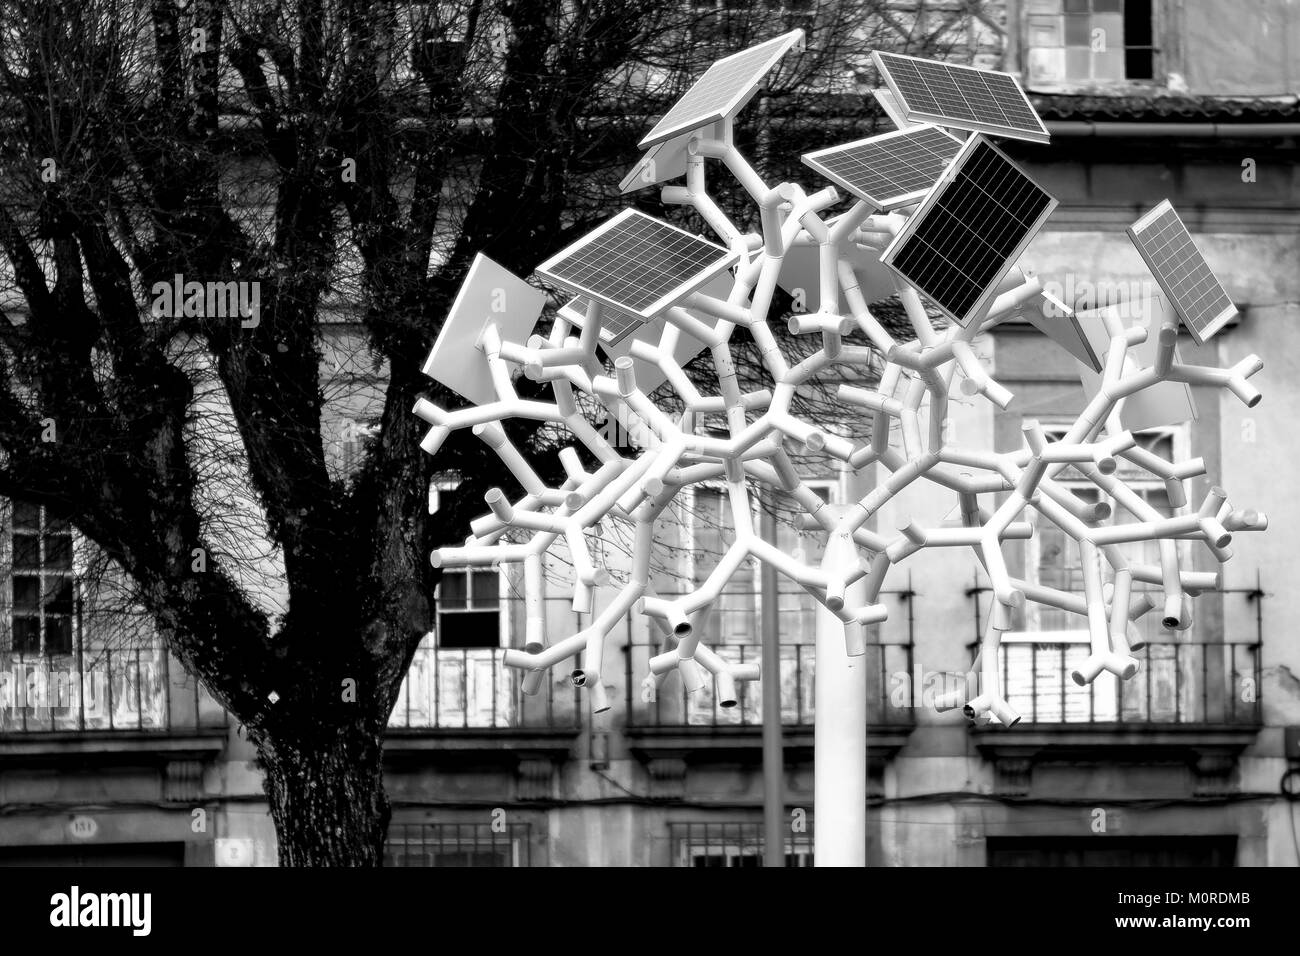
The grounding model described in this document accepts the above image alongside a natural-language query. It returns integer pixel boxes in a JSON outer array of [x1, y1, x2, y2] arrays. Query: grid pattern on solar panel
[[803, 126, 960, 207], [642, 34, 794, 146], [886, 139, 1054, 323], [1130, 204, 1235, 341], [543, 214, 730, 316], [875, 53, 1046, 140], [564, 296, 644, 344]]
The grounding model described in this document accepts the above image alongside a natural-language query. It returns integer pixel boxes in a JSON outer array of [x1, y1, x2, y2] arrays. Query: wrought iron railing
[[387, 640, 581, 730], [964, 584, 1264, 726], [964, 637, 1261, 726], [0, 646, 226, 734], [625, 589, 916, 729]]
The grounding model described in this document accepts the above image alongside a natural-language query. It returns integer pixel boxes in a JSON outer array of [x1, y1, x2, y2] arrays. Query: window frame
[[1020, 0, 1164, 90], [1024, 421, 1187, 633], [671, 820, 815, 867], [7, 500, 79, 658], [429, 480, 510, 650], [336, 420, 380, 479], [682, 476, 841, 647]]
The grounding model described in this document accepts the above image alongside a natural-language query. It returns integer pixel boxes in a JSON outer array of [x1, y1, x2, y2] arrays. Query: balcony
[[0, 645, 228, 771], [622, 589, 917, 771], [972, 637, 1261, 728], [965, 584, 1264, 793], [388, 641, 579, 729], [384, 623, 582, 781]]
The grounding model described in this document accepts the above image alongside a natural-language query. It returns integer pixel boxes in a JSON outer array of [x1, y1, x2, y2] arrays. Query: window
[[436, 567, 502, 649], [1027, 426, 1181, 636], [1025, 0, 1155, 85], [772, 485, 833, 644], [385, 822, 530, 867], [690, 486, 756, 647], [671, 822, 814, 867], [386, 481, 519, 728], [378, 2, 472, 89], [644, 482, 833, 726], [1000, 630, 1120, 721], [332, 419, 378, 481], [10, 500, 75, 656], [431, 483, 502, 650], [1008, 425, 1194, 723], [685, 480, 836, 648]]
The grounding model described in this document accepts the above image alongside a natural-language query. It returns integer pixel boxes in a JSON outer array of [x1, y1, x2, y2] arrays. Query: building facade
[[1, 0, 1298, 866]]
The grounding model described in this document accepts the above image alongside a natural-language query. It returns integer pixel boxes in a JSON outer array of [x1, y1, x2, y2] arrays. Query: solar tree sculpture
[[413, 32, 1266, 865]]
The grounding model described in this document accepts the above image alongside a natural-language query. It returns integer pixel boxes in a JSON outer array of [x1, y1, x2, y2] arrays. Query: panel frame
[[879, 133, 1058, 328], [801, 124, 963, 211], [638, 30, 805, 150], [871, 51, 1051, 144], [872, 88, 913, 130], [619, 129, 698, 195], [557, 297, 647, 347], [1126, 199, 1237, 346], [537, 209, 739, 323], [562, 273, 731, 389], [421, 254, 548, 405]]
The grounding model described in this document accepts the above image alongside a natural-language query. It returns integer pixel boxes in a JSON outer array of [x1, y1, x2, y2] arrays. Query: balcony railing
[[969, 637, 1262, 726], [965, 586, 1264, 727], [0, 646, 227, 735], [625, 589, 916, 729], [387, 642, 581, 731]]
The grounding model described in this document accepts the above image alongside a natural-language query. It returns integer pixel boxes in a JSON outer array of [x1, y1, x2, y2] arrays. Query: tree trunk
[[257, 722, 391, 867]]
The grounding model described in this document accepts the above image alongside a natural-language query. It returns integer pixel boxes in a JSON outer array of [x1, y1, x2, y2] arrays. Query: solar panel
[[620, 132, 691, 195], [537, 209, 739, 323], [801, 125, 962, 210], [872, 52, 1050, 144], [559, 297, 647, 347], [638, 31, 804, 149], [872, 88, 913, 130], [880, 135, 1057, 327], [1013, 284, 1103, 373], [422, 254, 548, 406], [562, 273, 732, 391], [1127, 200, 1237, 345]]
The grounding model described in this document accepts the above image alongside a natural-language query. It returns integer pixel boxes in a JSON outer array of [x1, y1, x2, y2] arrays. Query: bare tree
[[0, 0, 973, 864]]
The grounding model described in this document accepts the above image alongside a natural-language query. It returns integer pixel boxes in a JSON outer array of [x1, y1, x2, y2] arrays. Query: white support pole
[[814, 575, 868, 867], [760, 501, 786, 866]]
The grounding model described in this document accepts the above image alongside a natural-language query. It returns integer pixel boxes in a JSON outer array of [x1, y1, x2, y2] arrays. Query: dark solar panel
[[802, 125, 962, 210], [640, 31, 803, 149], [560, 296, 646, 346], [873, 52, 1050, 144], [537, 210, 737, 320], [881, 136, 1057, 327], [1127, 200, 1237, 345]]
